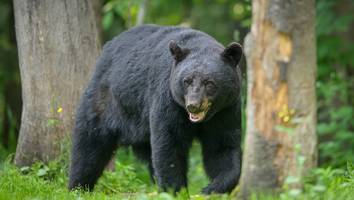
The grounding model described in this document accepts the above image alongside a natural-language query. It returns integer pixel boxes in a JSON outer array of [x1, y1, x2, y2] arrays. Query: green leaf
[[313, 185, 326, 192], [46, 119, 59, 127], [37, 169, 47, 177], [20, 166, 30, 173], [285, 176, 300, 184], [288, 189, 302, 197], [297, 155, 306, 167], [275, 125, 294, 135], [103, 12, 114, 30]]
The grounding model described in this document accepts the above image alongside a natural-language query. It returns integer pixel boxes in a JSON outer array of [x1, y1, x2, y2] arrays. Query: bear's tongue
[[189, 112, 206, 122]]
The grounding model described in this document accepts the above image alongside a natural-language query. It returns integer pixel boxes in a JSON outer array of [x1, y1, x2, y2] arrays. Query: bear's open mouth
[[186, 98, 212, 123], [188, 111, 207, 122]]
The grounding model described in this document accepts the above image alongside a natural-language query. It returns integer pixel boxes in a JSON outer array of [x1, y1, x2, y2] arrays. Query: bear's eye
[[203, 80, 215, 87], [203, 80, 216, 91], [183, 78, 192, 86]]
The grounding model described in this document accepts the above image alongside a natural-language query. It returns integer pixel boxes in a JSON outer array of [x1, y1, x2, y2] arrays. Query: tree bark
[[13, 0, 101, 166], [239, 0, 317, 197]]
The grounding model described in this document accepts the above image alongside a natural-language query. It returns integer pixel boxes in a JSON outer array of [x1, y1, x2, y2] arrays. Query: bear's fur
[[69, 24, 243, 194]]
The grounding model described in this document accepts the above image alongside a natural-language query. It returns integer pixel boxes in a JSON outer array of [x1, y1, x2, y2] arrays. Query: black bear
[[68, 24, 243, 194]]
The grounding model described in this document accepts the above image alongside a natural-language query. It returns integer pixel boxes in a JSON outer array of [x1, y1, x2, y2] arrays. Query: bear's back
[[91, 25, 224, 116], [104, 24, 222, 69]]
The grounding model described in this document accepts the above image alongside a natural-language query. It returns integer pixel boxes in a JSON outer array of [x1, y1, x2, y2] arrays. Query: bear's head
[[169, 40, 243, 123]]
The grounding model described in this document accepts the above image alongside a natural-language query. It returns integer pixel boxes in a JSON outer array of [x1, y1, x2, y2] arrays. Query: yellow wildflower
[[283, 115, 290, 123], [57, 107, 63, 113]]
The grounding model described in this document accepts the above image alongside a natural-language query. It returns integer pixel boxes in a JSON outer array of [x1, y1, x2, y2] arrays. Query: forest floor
[[0, 143, 353, 200]]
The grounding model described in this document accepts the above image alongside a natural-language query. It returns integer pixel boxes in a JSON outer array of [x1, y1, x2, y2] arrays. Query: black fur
[[68, 24, 243, 194]]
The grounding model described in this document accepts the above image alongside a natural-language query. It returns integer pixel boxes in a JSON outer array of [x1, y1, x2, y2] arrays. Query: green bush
[[316, 0, 354, 167]]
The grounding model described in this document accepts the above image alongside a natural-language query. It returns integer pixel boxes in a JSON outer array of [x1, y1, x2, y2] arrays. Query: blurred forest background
[[0, 0, 353, 199]]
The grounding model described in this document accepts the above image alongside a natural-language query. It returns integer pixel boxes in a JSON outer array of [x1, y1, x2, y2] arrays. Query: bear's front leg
[[150, 108, 193, 193], [199, 125, 242, 194], [201, 144, 242, 194], [150, 130, 191, 193], [198, 103, 242, 194]]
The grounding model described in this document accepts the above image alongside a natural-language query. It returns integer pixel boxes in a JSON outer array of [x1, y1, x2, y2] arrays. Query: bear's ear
[[221, 42, 243, 67], [169, 40, 190, 63]]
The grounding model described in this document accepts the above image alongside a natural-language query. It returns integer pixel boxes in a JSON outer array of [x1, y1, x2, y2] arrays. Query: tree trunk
[[136, 0, 148, 26], [13, 0, 101, 166], [239, 0, 317, 197]]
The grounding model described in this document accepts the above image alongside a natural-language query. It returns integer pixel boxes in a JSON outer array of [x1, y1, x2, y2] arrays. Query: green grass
[[251, 164, 354, 200], [0, 143, 353, 200], [0, 143, 228, 200]]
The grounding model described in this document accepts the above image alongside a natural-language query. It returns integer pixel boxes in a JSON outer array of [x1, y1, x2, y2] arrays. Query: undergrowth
[[1, 143, 353, 200]]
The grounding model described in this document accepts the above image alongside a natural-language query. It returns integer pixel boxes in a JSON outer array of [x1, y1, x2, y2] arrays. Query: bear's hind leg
[[68, 126, 117, 191]]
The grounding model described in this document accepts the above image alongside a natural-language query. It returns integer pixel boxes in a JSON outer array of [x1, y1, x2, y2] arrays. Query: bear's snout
[[186, 102, 202, 113], [185, 97, 211, 123]]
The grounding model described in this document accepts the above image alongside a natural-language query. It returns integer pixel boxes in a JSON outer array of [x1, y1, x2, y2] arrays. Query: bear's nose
[[186, 103, 201, 113]]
